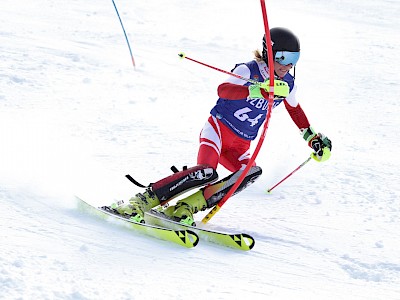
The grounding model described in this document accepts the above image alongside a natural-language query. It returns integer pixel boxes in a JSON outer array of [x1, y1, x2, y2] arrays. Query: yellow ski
[[76, 197, 199, 248]]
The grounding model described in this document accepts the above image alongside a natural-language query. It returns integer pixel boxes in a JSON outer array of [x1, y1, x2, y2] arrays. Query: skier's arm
[[284, 100, 310, 129], [218, 81, 287, 100], [284, 91, 332, 162], [283, 83, 310, 129], [218, 64, 288, 100], [217, 82, 257, 100], [217, 63, 268, 100]]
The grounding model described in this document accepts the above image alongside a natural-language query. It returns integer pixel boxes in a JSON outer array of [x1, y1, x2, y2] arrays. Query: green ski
[[145, 209, 255, 251], [76, 197, 199, 248]]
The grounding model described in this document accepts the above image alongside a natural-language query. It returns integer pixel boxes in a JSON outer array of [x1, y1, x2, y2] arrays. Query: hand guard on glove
[[248, 79, 289, 100], [301, 127, 332, 162]]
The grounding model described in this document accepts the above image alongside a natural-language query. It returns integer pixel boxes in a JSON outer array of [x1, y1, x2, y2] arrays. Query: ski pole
[[202, 0, 275, 224], [112, 0, 136, 68], [266, 156, 312, 193], [178, 52, 260, 86]]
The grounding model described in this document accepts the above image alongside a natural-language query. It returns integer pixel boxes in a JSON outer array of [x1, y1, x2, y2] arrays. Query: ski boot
[[163, 190, 207, 226], [112, 189, 160, 223], [162, 165, 263, 226]]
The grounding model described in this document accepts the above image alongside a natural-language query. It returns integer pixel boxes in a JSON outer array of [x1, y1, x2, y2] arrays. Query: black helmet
[[262, 27, 300, 62]]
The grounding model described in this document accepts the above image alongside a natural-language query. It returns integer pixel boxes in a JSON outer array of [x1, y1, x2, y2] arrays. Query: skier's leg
[[113, 165, 218, 222], [165, 165, 262, 225], [167, 128, 262, 225], [197, 116, 222, 170], [151, 165, 218, 204]]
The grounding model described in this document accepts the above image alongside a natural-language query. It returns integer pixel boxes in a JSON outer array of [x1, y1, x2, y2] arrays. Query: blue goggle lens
[[274, 51, 300, 66]]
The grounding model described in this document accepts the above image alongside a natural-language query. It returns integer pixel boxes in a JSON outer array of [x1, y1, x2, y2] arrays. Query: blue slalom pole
[[112, 0, 136, 68]]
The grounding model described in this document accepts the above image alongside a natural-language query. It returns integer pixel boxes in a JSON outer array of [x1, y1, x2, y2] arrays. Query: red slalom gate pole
[[202, 0, 275, 224], [259, 0, 274, 90]]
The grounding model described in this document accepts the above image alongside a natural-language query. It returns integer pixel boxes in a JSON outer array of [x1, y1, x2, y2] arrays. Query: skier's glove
[[301, 127, 332, 162], [260, 80, 289, 99], [248, 79, 289, 100]]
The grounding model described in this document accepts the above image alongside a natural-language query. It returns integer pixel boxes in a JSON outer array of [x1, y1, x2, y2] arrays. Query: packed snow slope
[[0, 0, 399, 299]]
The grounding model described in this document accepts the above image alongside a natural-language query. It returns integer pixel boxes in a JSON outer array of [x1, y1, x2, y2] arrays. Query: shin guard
[[151, 165, 218, 205]]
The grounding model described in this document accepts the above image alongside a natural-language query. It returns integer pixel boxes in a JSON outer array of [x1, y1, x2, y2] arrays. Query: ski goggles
[[274, 51, 300, 66]]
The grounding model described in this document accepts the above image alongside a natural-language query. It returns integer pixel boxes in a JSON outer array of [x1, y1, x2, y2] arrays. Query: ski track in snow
[[1, 0, 399, 299]]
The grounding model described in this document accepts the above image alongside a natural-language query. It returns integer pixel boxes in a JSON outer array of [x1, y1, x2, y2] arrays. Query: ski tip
[[178, 52, 186, 59]]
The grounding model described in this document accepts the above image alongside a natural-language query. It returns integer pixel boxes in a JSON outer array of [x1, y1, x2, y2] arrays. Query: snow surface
[[1, 0, 399, 299]]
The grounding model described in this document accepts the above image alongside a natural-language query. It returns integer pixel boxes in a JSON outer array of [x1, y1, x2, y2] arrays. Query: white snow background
[[0, 0, 399, 299]]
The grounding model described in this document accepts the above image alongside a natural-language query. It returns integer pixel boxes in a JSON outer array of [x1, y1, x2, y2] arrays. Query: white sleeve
[[223, 64, 251, 86], [285, 84, 299, 107]]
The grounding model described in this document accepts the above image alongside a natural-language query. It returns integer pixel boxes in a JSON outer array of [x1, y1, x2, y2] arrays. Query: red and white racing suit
[[197, 59, 310, 172]]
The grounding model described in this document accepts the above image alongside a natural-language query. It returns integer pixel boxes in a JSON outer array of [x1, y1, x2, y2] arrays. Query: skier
[[111, 27, 332, 225]]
